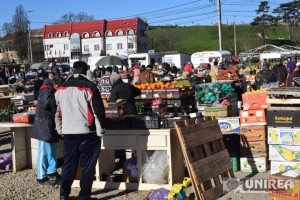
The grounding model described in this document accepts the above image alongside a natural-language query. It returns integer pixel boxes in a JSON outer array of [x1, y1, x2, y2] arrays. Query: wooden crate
[[174, 117, 234, 200], [266, 87, 300, 107]]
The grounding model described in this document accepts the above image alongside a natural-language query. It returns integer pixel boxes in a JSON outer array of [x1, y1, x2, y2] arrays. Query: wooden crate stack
[[239, 91, 268, 172], [266, 88, 300, 175]]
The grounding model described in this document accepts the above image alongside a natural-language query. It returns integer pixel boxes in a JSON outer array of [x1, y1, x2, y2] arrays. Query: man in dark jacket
[[272, 59, 287, 86], [108, 73, 141, 115], [55, 61, 105, 200], [32, 77, 61, 186]]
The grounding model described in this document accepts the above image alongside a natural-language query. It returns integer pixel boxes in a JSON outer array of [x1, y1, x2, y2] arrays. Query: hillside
[[147, 24, 291, 54]]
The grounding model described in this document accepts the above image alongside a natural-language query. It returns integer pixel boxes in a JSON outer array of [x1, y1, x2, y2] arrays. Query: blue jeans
[[60, 133, 100, 200], [36, 140, 58, 180]]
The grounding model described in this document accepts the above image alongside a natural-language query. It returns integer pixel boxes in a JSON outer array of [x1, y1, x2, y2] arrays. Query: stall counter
[[72, 128, 185, 190]]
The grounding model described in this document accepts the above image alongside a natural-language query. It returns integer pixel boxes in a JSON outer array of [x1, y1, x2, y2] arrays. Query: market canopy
[[95, 55, 128, 66]]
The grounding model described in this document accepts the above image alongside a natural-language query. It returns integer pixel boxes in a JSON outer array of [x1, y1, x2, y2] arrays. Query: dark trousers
[[60, 133, 100, 200]]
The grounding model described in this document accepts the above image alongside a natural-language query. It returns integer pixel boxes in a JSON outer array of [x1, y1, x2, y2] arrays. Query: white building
[[43, 17, 148, 63]]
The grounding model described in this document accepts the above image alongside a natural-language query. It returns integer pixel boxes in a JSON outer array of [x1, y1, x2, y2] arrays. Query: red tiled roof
[[43, 18, 139, 38], [106, 18, 138, 36], [44, 20, 104, 38]]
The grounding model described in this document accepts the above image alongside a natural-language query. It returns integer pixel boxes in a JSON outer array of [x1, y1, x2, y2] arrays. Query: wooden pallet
[[174, 117, 234, 200], [266, 88, 300, 108]]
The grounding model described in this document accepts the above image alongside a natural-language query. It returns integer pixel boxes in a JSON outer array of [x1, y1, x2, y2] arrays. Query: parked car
[[25, 62, 50, 79], [57, 63, 71, 74]]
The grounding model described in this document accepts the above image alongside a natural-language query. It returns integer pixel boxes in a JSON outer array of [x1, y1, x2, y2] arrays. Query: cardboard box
[[153, 89, 166, 99], [218, 117, 240, 134], [240, 150, 268, 158], [240, 125, 266, 141], [240, 157, 268, 172], [267, 110, 300, 127], [205, 106, 231, 117], [242, 92, 267, 110], [12, 112, 35, 123], [269, 172, 300, 200], [269, 145, 300, 162], [240, 140, 268, 151], [240, 109, 266, 126], [268, 127, 300, 145], [271, 161, 300, 174]]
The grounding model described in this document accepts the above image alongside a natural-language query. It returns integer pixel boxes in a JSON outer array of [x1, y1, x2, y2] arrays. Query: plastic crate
[[159, 117, 182, 128], [132, 115, 160, 129], [104, 117, 133, 129]]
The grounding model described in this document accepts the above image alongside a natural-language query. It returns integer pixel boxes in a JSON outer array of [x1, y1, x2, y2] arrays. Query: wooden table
[[0, 122, 33, 172]]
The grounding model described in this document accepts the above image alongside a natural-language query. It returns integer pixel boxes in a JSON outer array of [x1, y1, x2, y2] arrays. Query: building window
[[83, 32, 90, 38], [117, 43, 123, 50], [84, 45, 89, 52], [56, 32, 62, 37], [94, 44, 100, 51], [128, 29, 134, 35], [128, 43, 134, 49], [116, 30, 123, 36], [64, 31, 69, 37], [64, 44, 69, 50], [93, 31, 100, 37], [48, 32, 53, 38], [106, 31, 112, 37], [106, 44, 112, 50]]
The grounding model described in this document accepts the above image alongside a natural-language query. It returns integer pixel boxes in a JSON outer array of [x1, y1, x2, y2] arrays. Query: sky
[[0, 0, 292, 33]]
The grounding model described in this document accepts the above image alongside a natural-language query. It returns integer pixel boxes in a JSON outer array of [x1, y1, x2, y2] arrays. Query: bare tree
[[12, 4, 28, 61], [54, 12, 94, 23], [77, 12, 94, 22], [2, 22, 13, 36]]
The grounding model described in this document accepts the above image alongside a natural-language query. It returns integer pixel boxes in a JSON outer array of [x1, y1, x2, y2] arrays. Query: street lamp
[[233, 15, 237, 57], [124, 22, 129, 56], [26, 10, 33, 65]]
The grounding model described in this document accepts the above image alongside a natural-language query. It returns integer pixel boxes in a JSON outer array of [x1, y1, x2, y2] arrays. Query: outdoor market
[[0, 46, 300, 200]]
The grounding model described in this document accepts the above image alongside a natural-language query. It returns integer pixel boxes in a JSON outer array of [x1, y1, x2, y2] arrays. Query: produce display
[[135, 80, 191, 90], [195, 83, 235, 104], [216, 65, 241, 80]]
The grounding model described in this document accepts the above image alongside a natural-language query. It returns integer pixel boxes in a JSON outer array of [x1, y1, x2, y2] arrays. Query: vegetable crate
[[204, 106, 231, 117]]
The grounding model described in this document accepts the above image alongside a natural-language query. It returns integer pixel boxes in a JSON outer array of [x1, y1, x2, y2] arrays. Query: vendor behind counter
[[108, 74, 141, 115]]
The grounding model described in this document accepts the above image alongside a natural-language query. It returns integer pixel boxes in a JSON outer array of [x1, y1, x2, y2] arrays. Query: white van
[[191, 50, 232, 67], [128, 53, 163, 68]]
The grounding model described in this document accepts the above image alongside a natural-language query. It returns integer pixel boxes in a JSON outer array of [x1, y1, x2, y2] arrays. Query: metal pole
[[234, 15, 237, 56], [217, 0, 223, 51], [28, 20, 33, 64]]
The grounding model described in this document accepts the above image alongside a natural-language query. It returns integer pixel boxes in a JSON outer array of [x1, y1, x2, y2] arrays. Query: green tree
[[251, 1, 277, 44], [273, 0, 300, 44], [12, 4, 29, 61]]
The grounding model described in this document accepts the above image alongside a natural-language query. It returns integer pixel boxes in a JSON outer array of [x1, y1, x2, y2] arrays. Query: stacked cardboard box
[[265, 88, 300, 175], [239, 92, 268, 172]]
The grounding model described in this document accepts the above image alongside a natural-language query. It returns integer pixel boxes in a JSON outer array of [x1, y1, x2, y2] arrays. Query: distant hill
[[147, 24, 292, 54]]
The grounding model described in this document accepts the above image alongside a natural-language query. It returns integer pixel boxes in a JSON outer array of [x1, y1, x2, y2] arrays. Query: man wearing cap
[[288, 62, 300, 87], [55, 61, 105, 200], [272, 58, 287, 86], [108, 73, 141, 115]]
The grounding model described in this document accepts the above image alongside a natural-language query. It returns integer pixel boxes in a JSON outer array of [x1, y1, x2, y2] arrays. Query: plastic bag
[[142, 151, 169, 184], [146, 188, 170, 200]]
